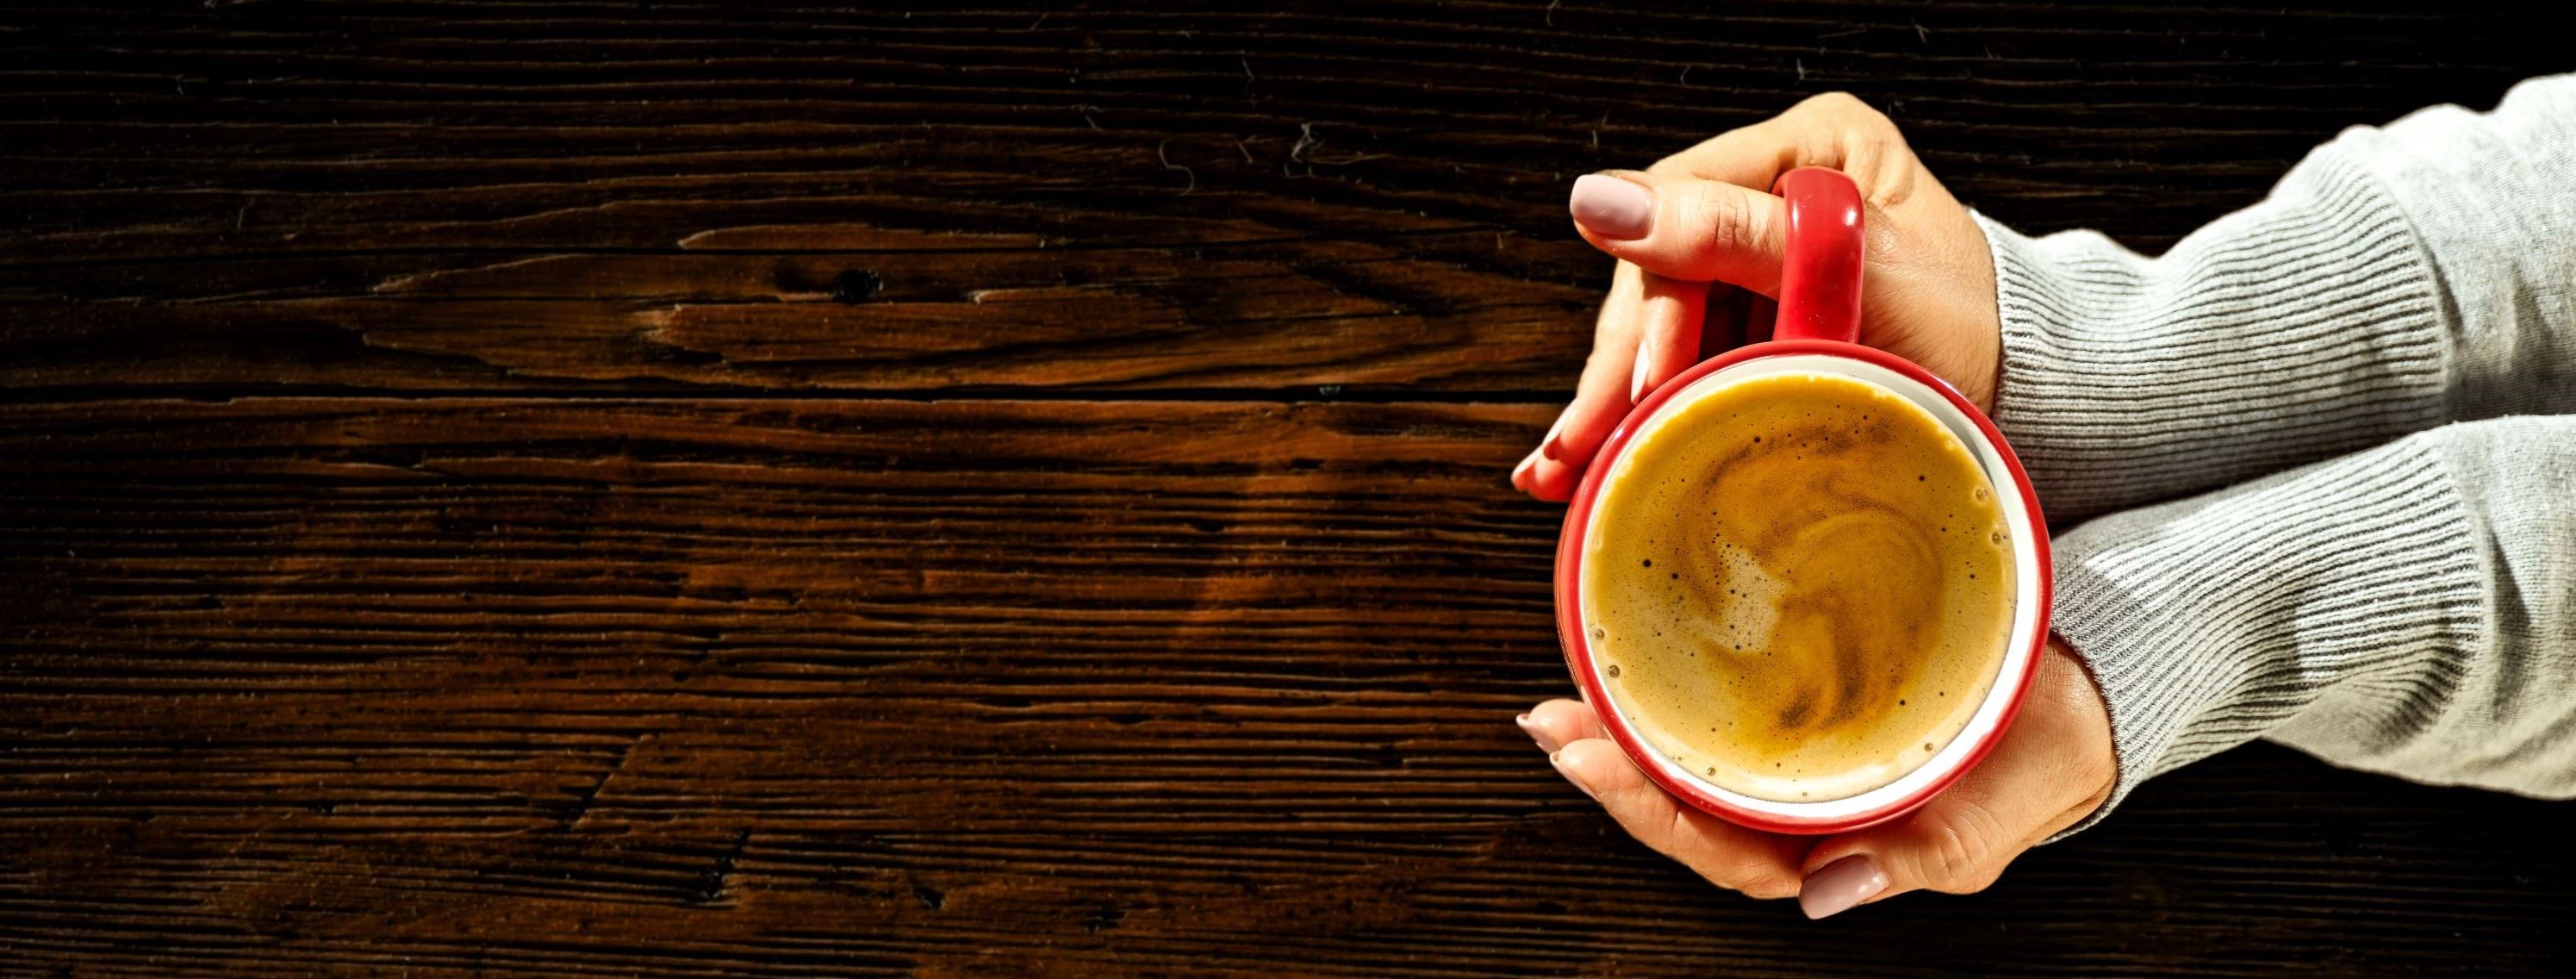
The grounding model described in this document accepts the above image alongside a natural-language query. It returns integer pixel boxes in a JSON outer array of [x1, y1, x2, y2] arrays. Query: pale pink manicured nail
[[1799, 856, 1889, 920], [1570, 174, 1654, 240], [1629, 347, 1655, 402], [1548, 751, 1596, 800], [1517, 713, 1563, 753], [1511, 452, 1540, 488]]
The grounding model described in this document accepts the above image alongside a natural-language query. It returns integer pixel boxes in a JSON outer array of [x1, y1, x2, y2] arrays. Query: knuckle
[[1927, 824, 1982, 888], [1689, 184, 1766, 257], [1653, 806, 1792, 899], [1920, 805, 2007, 893], [1830, 91, 1895, 126], [1798, 92, 1901, 148], [1845, 134, 1907, 197], [2069, 743, 2117, 798], [1830, 110, 1914, 202], [1797, 90, 1872, 119], [1853, 128, 1901, 159], [1585, 771, 1675, 854], [1651, 800, 1696, 857], [1737, 870, 1802, 901]]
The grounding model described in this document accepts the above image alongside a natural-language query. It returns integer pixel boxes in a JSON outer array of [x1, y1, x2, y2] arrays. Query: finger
[[1629, 272, 1709, 402], [1649, 114, 1803, 190], [1795, 647, 2116, 918], [1518, 261, 1646, 502], [1516, 697, 1611, 754], [1653, 91, 1897, 193], [1797, 790, 2016, 920], [1569, 171, 1789, 297], [1551, 739, 1808, 900], [1550, 260, 1647, 462]]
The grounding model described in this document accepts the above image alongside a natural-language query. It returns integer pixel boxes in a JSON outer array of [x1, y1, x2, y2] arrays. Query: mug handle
[[1767, 166, 1865, 345]]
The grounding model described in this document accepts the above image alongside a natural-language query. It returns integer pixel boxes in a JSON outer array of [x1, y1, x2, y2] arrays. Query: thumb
[[1793, 645, 2117, 919], [1568, 170, 1789, 296], [1798, 792, 2022, 920]]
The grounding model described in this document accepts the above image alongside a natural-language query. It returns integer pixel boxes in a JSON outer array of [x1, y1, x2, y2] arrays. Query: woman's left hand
[[1511, 93, 2000, 502], [1517, 641, 2116, 918]]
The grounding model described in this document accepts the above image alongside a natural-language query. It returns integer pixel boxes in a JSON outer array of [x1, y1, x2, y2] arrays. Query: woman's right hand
[[1520, 640, 2115, 918], [1513, 93, 2005, 502]]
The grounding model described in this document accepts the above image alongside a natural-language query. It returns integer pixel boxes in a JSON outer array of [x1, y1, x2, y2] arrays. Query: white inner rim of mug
[[1579, 354, 2045, 820]]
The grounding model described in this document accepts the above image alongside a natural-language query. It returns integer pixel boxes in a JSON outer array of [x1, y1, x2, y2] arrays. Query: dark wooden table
[[3, 3, 2571, 976]]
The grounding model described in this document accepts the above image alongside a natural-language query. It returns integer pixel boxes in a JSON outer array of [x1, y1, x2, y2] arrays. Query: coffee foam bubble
[[1710, 541, 1782, 653]]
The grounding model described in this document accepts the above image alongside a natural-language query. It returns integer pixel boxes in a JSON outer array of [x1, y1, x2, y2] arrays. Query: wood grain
[[0, 1, 2555, 396], [3, 1, 2572, 976], [5, 398, 2573, 976]]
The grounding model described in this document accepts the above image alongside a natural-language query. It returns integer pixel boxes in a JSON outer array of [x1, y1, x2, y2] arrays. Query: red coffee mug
[[1552, 166, 2052, 835]]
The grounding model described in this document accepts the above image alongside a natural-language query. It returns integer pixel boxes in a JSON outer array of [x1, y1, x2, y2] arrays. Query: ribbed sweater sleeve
[[1976, 73, 2576, 523], [1977, 74, 2576, 835], [2049, 418, 2576, 836]]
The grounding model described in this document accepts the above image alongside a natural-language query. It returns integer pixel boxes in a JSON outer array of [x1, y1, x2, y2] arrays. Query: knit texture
[[1973, 153, 2446, 524], [1978, 74, 2576, 836], [2045, 432, 2484, 832]]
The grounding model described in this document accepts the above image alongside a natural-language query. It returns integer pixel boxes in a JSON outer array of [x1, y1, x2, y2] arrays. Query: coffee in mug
[[1577, 371, 2014, 802], [1557, 167, 2049, 832]]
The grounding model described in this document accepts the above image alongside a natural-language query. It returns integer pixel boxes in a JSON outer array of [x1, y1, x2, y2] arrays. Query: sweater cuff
[[2041, 432, 2485, 839], [1972, 147, 2448, 522]]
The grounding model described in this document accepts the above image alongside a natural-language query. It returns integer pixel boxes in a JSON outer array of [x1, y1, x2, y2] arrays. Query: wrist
[[2041, 432, 2482, 838], [2039, 636, 2115, 824]]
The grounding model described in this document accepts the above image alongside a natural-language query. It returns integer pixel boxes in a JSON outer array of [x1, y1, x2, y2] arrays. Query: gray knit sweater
[[1976, 74, 2576, 835]]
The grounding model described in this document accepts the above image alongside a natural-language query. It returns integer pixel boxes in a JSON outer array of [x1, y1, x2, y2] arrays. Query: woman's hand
[[1511, 93, 2106, 915], [1514, 93, 2002, 502], [1516, 642, 2114, 918]]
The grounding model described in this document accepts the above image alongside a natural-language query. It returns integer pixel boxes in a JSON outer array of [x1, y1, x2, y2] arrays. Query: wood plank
[[9, 2, 2573, 975], [3, 397, 2572, 976], [0, 1, 2560, 396]]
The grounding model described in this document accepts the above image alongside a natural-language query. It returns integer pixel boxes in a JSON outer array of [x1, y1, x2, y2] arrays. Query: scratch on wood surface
[[564, 735, 642, 830], [691, 829, 752, 904], [1287, 123, 1388, 166], [1158, 139, 1195, 195]]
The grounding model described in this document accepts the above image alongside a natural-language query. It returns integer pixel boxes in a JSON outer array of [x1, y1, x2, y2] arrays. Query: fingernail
[[1517, 713, 1563, 753], [1798, 856, 1889, 920], [1538, 411, 1571, 461], [1548, 751, 1596, 800], [1511, 452, 1540, 489], [1629, 347, 1655, 402], [1571, 174, 1654, 240]]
